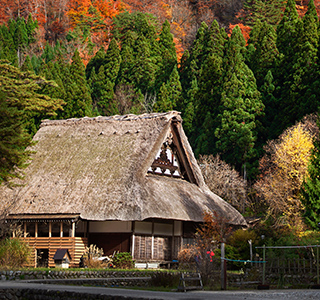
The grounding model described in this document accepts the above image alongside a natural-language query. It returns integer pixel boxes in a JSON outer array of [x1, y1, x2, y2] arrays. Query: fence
[[262, 257, 317, 274], [255, 245, 320, 286]]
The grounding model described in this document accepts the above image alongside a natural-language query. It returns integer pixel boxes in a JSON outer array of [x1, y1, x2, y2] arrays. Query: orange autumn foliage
[[228, 23, 251, 43]]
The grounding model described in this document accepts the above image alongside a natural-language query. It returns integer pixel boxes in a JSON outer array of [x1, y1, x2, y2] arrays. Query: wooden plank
[[17, 237, 88, 268]]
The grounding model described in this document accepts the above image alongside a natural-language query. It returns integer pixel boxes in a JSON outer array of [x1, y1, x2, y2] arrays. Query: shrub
[[0, 238, 31, 269], [81, 244, 104, 268], [113, 252, 134, 269]]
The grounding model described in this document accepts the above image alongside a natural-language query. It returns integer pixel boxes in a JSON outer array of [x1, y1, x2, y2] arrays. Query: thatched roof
[[1, 111, 246, 225]]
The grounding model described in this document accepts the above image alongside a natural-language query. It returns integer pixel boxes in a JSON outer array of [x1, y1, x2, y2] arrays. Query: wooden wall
[[21, 237, 87, 268], [133, 235, 181, 261]]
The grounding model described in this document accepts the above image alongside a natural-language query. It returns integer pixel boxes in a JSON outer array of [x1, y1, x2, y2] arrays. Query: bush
[[113, 252, 134, 269], [0, 238, 31, 269], [81, 244, 104, 268]]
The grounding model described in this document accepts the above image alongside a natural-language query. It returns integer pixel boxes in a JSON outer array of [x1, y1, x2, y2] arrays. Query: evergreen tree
[[131, 35, 158, 95], [112, 11, 158, 52], [259, 70, 278, 142], [188, 22, 208, 77], [276, 0, 299, 57], [0, 92, 33, 183], [92, 65, 119, 115], [192, 20, 227, 155], [25, 13, 38, 45], [154, 65, 182, 112], [9, 17, 37, 67], [39, 61, 66, 109], [215, 26, 263, 173], [41, 42, 56, 64], [291, 0, 319, 118], [0, 24, 16, 65], [104, 38, 121, 83], [274, 0, 319, 135], [157, 20, 177, 88], [242, 0, 284, 27], [112, 11, 161, 104], [0, 60, 63, 183], [246, 21, 279, 88], [86, 46, 106, 79], [183, 78, 197, 136], [178, 49, 196, 135], [21, 55, 34, 72], [116, 32, 135, 86], [301, 120, 320, 230], [60, 50, 92, 118]]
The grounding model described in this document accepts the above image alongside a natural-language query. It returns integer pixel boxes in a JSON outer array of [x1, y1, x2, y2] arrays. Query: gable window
[[148, 142, 181, 178]]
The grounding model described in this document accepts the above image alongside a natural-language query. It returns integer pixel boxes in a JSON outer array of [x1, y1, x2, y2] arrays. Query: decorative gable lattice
[[149, 142, 181, 178], [148, 129, 189, 180]]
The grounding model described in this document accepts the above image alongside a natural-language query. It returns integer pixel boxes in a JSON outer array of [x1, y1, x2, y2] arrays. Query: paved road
[[1, 281, 320, 299]]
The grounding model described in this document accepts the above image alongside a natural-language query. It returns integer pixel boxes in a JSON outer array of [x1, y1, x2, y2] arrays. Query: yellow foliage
[[274, 123, 314, 185], [255, 121, 315, 231]]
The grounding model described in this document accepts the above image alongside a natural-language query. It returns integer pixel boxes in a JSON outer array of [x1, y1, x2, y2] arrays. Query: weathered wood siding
[[134, 235, 177, 261], [20, 237, 87, 268]]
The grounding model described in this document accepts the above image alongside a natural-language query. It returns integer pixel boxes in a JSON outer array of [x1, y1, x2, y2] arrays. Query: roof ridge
[[41, 111, 181, 127]]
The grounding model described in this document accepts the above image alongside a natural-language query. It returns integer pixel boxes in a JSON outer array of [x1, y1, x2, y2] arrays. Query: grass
[[15, 267, 181, 273]]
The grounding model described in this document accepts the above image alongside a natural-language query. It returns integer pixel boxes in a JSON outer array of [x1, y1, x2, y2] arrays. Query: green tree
[[86, 46, 106, 79], [0, 93, 32, 183], [274, 0, 319, 135], [192, 20, 227, 155], [21, 55, 34, 72], [154, 65, 182, 112], [131, 35, 158, 95], [301, 119, 320, 230], [215, 26, 263, 173], [60, 50, 92, 118], [104, 38, 121, 83], [290, 0, 319, 120], [242, 0, 284, 27], [246, 21, 279, 88], [0, 24, 16, 65], [157, 20, 177, 88], [93, 65, 118, 115], [9, 16, 38, 67], [0, 60, 63, 183], [112, 11, 161, 104]]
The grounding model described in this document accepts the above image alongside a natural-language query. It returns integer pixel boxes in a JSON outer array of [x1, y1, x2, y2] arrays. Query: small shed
[[53, 249, 71, 268]]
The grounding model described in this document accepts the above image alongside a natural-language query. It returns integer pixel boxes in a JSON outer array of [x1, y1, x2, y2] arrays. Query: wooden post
[[49, 222, 52, 237], [262, 244, 266, 285], [60, 222, 63, 237], [172, 221, 175, 261], [248, 239, 253, 266], [317, 246, 319, 285], [24, 222, 27, 237], [151, 221, 154, 260], [221, 242, 227, 290], [131, 221, 135, 259], [35, 223, 38, 238], [72, 222, 75, 238]]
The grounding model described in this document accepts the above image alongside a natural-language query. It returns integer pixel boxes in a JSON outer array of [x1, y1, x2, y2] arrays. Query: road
[[1, 281, 320, 299]]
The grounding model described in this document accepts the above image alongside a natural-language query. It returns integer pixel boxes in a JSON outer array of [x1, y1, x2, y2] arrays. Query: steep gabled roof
[[1, 111, 246, 225]]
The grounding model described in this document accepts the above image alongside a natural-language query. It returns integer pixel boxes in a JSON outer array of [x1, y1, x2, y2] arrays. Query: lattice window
[[148, 139, 181, 178]]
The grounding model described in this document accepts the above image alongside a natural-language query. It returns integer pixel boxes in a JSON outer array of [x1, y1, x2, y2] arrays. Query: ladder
[[177, 272, 204, 292]]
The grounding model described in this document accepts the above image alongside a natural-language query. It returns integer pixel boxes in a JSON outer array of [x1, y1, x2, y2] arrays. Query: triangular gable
[[147, 124, 197, 185]]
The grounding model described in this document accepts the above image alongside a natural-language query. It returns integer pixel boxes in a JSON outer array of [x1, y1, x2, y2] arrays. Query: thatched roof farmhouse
[[1, 111, 246, 267]]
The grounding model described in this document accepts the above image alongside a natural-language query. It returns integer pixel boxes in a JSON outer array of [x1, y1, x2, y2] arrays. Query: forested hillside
[[2, 0, 320, 232]]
